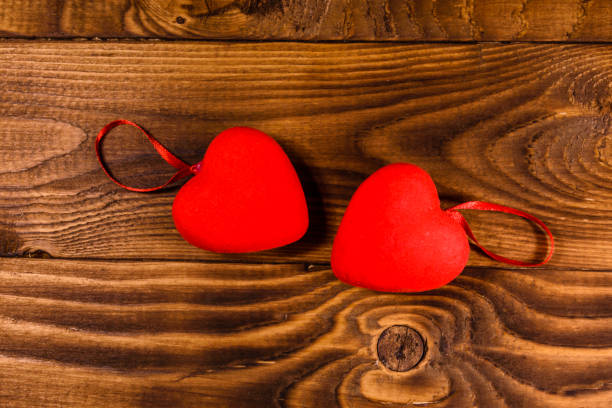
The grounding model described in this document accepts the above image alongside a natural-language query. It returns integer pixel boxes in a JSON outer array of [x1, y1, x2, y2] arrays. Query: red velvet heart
[[331, 163, 469, 292], [172, 127, 308, 253]]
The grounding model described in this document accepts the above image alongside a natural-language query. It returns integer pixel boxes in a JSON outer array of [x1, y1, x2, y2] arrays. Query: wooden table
[[0, 1, 610, 407]]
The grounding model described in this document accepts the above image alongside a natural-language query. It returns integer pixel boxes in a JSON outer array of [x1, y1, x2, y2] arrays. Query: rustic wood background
[[0, 1, 611, 407]]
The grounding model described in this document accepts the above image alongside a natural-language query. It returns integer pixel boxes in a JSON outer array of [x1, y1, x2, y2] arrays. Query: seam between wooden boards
[[3, 37, 612, 45], [1, 255, 609, 272]]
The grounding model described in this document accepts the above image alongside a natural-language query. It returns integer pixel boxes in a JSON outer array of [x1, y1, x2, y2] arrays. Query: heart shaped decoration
[[331, 163, 554, 293], [96, 121, 308, 253], [172, 127, 309, 253], [331, 163, 470, 292]]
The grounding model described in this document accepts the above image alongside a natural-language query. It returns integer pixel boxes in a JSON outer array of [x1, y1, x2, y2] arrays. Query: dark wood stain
[[0, 42, 609, 268], [0, 2, 610, 407], [0, 258, 609, 406], [1, 0, 612, 41], [0, 224, 21, 256]]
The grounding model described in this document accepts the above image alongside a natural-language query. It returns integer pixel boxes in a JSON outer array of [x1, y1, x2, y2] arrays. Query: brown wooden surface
[[0, 258, 610, 407], [0, 0, 611, 41], [0, 42, 610, 268], [0, 2, 611, 407]]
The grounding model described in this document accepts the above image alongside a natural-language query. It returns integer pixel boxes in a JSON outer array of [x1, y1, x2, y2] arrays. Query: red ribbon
[[446, 201, 554, 267], [95, 119, 200, 192]]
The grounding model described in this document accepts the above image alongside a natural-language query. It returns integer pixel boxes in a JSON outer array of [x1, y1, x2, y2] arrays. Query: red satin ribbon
[[95, 119, 200, 192], [446, 201, 554, 267]]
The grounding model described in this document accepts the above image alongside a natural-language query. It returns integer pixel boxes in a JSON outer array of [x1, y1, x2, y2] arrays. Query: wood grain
[[0, 41, 610, 267], [0, 0, 612, 41], [0, 3, 608, 407], [0, 257, 609, 407]]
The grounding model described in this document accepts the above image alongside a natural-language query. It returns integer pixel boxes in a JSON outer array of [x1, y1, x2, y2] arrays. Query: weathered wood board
[[0, 258, 610, 407], [1, 0, 612, 41], [0, 42, 610, 267]]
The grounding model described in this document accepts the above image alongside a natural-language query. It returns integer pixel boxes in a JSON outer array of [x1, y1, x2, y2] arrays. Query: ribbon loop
[[446, 201, 554, 267], [95, 119, 197, 192]]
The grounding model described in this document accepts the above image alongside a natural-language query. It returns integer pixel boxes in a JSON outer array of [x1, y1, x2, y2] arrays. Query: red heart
[[172, 127, 308, 253], [331, 163, 469, 292]]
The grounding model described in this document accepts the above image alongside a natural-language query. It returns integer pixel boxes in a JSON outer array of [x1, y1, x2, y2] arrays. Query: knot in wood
[[377, 325, 425, 372]]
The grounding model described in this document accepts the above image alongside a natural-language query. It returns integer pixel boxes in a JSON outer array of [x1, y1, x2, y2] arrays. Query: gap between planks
[[4, 37, 612, 45], [1, 255, 609, 273]]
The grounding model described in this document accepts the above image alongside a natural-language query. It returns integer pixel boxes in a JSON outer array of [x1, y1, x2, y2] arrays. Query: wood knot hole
[[377, 325, 425, 372], [176, 16, 185, 24]]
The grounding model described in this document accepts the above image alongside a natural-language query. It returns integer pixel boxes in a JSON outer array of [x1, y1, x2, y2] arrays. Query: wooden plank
[[0, 41, 610, 267], [0, 257, 610, 407], [0, 0, 612, 41], [0, 41, 608, 266]]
